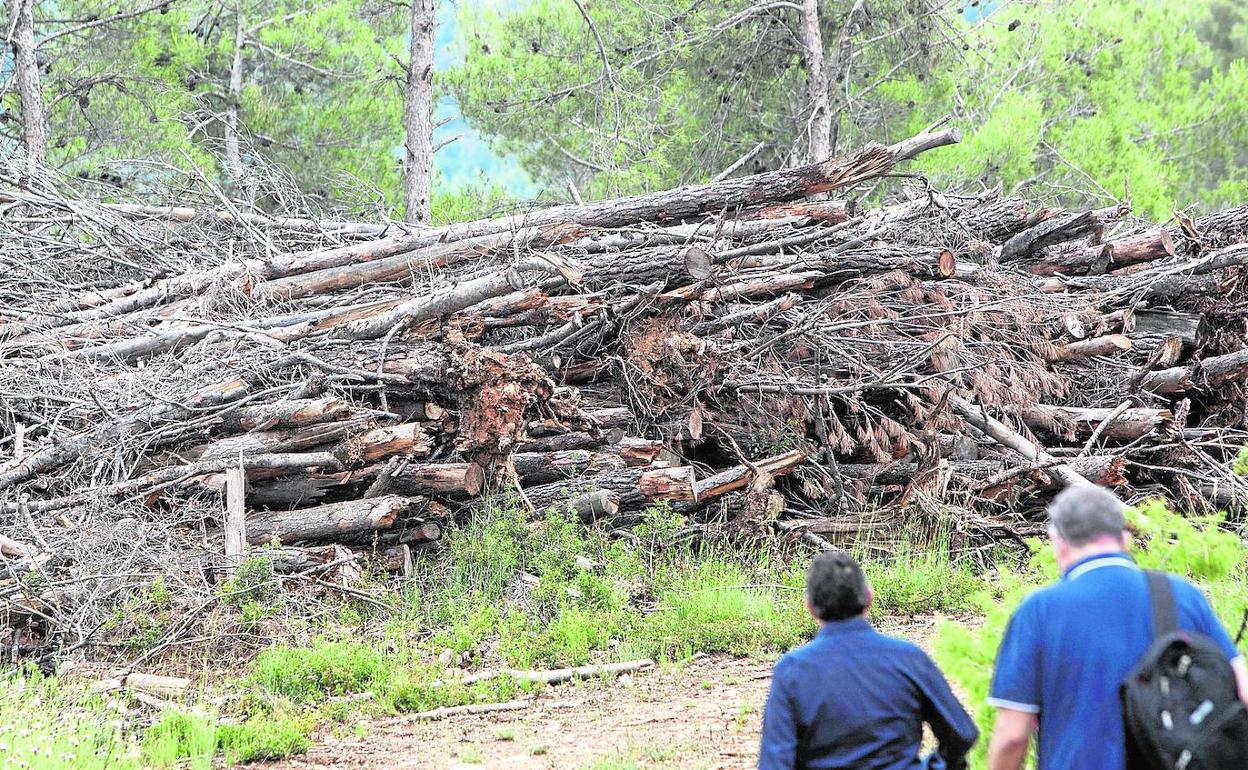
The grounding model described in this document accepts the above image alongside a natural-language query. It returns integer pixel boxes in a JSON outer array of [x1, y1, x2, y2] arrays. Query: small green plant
[[459, 744, 483, 764], [495, 727, 517, 741], [735, 703, 756, 729], [531, 744, 550, 756], [220, 555, 276, 608], [143, 710, 217, 769], [248, 638, 391, 703], [217, 711, 312, 762]]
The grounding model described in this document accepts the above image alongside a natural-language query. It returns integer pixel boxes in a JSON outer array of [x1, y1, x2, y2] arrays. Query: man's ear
[[805, 599, 820, 622], [1120, 529, 1133, 551], [864, 585, 875, 613]]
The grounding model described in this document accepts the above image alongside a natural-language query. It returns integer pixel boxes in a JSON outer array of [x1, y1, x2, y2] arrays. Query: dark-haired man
[[987, 484, 1248, 770], [759, 551, 978, 770]]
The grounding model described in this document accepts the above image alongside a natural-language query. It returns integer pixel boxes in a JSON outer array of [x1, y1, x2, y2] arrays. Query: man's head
[[1047, 484, 1130, 570], [805, 551, 872, 623]]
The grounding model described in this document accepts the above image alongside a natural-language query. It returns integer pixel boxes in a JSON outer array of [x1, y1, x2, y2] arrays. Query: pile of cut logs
[[3, 125, 1248, 656]]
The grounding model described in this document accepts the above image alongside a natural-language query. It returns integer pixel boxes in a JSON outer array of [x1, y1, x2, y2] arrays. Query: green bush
[[217, 712, 313, 762], [248, 638, 392, 703], [143, 709, 217, 769]]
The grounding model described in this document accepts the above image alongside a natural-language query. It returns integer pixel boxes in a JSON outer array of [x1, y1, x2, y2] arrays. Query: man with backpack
[[987, 484, 1248, 770], [759, 550, 978, 770]]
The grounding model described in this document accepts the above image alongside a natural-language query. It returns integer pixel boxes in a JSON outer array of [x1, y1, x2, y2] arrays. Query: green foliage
[[248, 638, 392, 703], [0, 671, 142, 770], [863, 545, 988, 618], [446, 0, 945, 196], [911, 1, 1248, 217], [216, 712, 313, 763], [1233, 444, 1248, 476], [143, 710, 217, 769], [14, 0, 407, 211]]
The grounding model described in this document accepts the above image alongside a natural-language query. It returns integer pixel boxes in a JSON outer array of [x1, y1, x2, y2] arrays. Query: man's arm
[[1183, 580, 1248, 704], [915, 652, 978, 770], [987, 709, 1035, 770], [1233, 657, 1248, 706], [758, 657, 799, 770]]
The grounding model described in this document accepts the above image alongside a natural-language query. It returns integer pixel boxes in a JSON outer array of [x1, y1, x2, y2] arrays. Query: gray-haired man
[[986, 484, 1248, 770]]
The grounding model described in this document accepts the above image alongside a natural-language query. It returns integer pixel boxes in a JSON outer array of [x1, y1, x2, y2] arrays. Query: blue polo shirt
[[989, 552, 1242, 770], [759, 617, 978, 770]]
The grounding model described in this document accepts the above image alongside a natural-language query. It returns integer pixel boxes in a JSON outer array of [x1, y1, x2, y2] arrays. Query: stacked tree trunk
[[3, 128, 1248, 657]]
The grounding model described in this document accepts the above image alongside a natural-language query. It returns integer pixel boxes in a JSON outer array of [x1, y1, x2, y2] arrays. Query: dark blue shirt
[[759, 617, 978, 770], [989, 552, 1242, 770]]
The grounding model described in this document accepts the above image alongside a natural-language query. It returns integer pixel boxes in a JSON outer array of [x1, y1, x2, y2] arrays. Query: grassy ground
[[3, 498, 1241, 769], [0, 501, 987, 768]]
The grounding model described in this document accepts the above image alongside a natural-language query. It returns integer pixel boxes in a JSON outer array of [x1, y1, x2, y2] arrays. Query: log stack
[[3, 126, 1248, 658]]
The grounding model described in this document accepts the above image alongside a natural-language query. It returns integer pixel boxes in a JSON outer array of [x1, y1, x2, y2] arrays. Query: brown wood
[[609, 436, 665, 466], [1020, 404, 1171, 440], [1048, 335, 1132, 362], [332, 423, 432, 467], [244, 495, 417, 545], [690, 450, 807, 505], [219, 397, 352, 433], [512, 450, 627, 485], [638, 466, 697, 502], [1141, 348, 1248, 394], [194, 417, 375, 462], [393, 462, 484, 496], [0, 378, 250, 493], [374, 544, 415, 576], [948, 395, 1087, 488]]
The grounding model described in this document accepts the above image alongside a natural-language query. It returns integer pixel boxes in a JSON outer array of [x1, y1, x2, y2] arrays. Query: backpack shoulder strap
[[1145, 569, 1179, 638]]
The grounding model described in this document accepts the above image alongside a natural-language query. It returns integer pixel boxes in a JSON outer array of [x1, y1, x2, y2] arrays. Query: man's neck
[[1060, 543, 1128, 573]]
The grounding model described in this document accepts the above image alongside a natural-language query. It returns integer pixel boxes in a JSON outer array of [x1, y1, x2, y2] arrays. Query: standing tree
[[446, 0, 957, 198], [6, 0, 48, 171], [403, 0, 435, 224], [801, 0, 829, 162]]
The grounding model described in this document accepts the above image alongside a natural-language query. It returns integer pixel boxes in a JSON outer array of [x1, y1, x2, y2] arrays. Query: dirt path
[[262, 617, 945, 770]]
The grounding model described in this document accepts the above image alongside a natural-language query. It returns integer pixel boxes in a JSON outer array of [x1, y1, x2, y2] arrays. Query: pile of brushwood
[[3, 125, 1248, 662]]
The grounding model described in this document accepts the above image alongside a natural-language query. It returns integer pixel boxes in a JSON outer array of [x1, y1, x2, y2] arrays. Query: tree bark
[[244, 495, 417, 545], [1140, 348, 1248, 394], [8, 0, 47, 171], [1047, 335, 1132, 362], [224, 3, 249, 198], [403, 0, 435, 224], [1020, 404, 1171, 440], [689, 450, 807, 505], [947, 395, 1088, 488], [511, 450, 627, 486], [801, 0, 830, 162]]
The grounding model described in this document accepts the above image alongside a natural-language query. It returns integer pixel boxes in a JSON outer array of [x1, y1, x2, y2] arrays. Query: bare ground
[[260, 617, 948, 770]]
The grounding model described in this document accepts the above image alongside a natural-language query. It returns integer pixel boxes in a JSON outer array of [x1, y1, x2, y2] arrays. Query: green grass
[[0, 672, 142, 770], [0, 500, 999, 770]]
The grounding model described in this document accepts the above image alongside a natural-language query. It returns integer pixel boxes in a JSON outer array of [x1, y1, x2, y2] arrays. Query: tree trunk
[[224, 4, 248, 198], [801, 0, 830, 162], [244, 495, 417, 545], [1140, 348, 1248, 394], [403, 0, 435, 224], [511, 450, 627, 485], [8, 0, 47, 171]]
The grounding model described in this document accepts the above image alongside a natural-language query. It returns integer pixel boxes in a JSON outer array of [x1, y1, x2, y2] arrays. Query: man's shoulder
[[780, 627, 928, 665]]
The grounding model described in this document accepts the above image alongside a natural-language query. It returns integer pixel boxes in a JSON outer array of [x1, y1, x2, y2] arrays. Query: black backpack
[[1120, 570, 1248, 770]]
